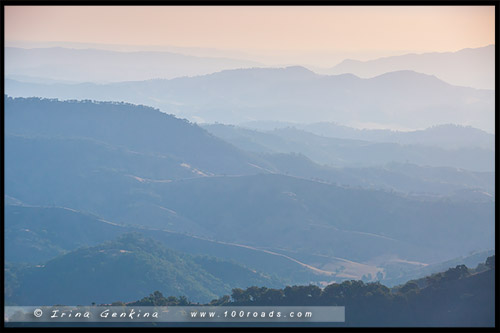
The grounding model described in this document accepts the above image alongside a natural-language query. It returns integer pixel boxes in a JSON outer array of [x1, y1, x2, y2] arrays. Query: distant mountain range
[[202, 124, 495, 172], [6, 44, 494, 90], [5, 96, 495, 309], [4, 42, 496, 317], [318, 45, 494, 90], [5, 47, 263, 83], [239, 122, 495, 150], [5, 97, 494, 272], [6, 133, 495, 263], [5, 66, 494, 132]]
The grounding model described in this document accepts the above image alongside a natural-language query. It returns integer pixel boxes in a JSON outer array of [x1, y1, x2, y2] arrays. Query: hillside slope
[[5, 65, 494, 131], [5, 233, 282, 305]]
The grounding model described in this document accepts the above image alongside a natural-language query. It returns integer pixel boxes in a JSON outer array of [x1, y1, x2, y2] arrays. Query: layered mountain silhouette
[[240, 121, 494, 150], [4, 204, 325, 286], [5, 47, 263, 83], [5, 65, 494, 132], [202, 124, 495, 172], [5, 97, 494, 274], [321, 45, 494, 90], [5, 233, 282, 305]]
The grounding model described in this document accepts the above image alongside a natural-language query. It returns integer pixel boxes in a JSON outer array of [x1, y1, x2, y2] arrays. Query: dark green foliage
[[127, 291, 188, 306], [398, 281, 419, 294], [4, 204, 319, 287], [195, 258, 494, 326], [485, 255, 495, 269], [208, 295, 231, 306], [5, 233, 282, 306], [117, 258, 494, 326], [382, 250, 495, 286]]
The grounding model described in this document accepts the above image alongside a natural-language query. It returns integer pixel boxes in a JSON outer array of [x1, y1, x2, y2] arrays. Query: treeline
[[118, 255, 495, 327]]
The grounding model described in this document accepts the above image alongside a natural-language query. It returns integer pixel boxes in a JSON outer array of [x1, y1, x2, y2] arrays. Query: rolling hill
[[321, 45, 494, 90], [5, 65, 494, 132], [5, 47, 263, 83], [5, 96, 495, 295], [4, 96, 272, 176], [202, 124, 495, 172], [5, 233, 283, 305], [240, 122, 494, 150]]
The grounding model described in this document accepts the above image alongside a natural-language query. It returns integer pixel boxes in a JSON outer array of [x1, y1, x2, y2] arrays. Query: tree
[[283, 285, 321, 305], [231, 288, 250, 304], [399, 281, 419, 294], [261, 288, 285, 305], [443, 265, 470, 281], [178, 295, 189, 306], [486, 255, 495, 269], [209, 295, 231, 306]]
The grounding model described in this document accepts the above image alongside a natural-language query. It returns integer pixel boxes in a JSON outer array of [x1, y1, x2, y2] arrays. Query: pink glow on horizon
[[5, 6, 495, 54]]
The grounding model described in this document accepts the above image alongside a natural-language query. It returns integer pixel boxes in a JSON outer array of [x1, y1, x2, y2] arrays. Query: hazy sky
[[5, 5, 495, 65]]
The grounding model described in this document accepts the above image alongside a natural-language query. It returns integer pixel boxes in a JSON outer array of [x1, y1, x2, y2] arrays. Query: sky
[[4, 6, 495, 66]]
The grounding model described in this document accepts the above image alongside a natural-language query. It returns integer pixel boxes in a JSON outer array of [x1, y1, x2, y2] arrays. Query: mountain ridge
[[5, 46, 264, 83], [5, 96, 495, 294], [4, 233, 283, 305], [324, 44, 494, 90], [6, 63, 493, 131]]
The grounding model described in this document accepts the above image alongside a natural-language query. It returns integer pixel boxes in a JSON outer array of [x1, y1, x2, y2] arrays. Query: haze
[[5, 6, 495, 67]]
